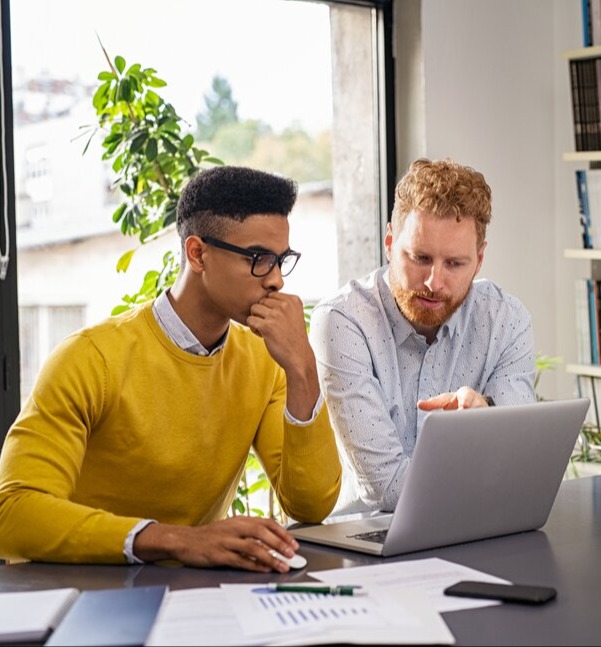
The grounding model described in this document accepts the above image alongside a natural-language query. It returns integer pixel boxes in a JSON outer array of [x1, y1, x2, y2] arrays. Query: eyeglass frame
[[200, 236, 302, 277]]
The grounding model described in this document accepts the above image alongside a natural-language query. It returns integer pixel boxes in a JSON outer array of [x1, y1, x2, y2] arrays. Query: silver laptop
[[290, 398, 590, 556]]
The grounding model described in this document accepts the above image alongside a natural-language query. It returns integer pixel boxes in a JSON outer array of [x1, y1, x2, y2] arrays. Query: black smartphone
[[443, 580, 557, 605]]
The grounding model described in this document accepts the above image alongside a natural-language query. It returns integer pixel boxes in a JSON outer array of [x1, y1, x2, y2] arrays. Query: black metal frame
[[298, 0, 397, 225], [0, 0, 20, 446], [378, 1, 397, 224], [201, 237, 301, 278]]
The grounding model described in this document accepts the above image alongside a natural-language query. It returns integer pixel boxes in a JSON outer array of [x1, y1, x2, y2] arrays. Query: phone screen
[[443, 580, 557, 605]]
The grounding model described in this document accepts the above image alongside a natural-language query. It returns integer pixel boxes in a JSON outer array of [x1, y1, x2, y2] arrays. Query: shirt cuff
[[284, 392, 324, 426], [124, 519, 157, 564]]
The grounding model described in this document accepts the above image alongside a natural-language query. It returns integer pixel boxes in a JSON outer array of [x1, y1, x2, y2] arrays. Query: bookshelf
[[562, 36, 601, 427]]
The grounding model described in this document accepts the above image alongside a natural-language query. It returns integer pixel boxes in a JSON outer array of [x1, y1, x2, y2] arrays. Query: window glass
[[18, 305, 85, 398], [9, 0, 386, 403]]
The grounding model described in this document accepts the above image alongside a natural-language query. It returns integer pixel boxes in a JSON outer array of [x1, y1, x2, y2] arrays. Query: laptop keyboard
[[348, 529, 388, 544]]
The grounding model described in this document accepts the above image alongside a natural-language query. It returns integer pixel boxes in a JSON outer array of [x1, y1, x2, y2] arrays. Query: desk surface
[[1, 475, 600, 646]]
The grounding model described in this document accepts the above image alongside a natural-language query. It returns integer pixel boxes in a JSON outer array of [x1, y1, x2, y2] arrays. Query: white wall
[[395, 0, 582, 401]]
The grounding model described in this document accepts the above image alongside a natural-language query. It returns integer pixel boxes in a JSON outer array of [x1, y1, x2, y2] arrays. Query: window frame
[[0, 0, 20, 444], [326, 0, 397, 236], [0, 0, 396, 444]]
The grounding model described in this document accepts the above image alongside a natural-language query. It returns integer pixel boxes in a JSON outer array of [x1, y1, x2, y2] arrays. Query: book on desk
[[0, 587, 79, 644], [0, 585, 167, 646]]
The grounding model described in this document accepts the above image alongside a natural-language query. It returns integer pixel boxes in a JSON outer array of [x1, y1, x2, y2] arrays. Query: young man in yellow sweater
[[0, 166, 341, 572]]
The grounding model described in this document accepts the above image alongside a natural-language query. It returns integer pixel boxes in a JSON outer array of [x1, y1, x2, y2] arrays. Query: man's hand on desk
[[133, 516, 300, 573]]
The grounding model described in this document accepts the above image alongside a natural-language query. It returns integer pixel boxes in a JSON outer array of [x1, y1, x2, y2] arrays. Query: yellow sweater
[[0, 302, 341, 563]]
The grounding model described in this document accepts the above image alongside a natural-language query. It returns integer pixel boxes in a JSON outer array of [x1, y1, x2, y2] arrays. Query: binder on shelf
[[587, 278, 600, 364], [576, 277, 593, 365], [576, 169, 593, 248], [571, 59, 585, 151], [583, 58, 601, 150], [568, 57, 601, 152], [589, 57, 601, 140], [583, 0, 593, 47], [580, 58, 592, 150]]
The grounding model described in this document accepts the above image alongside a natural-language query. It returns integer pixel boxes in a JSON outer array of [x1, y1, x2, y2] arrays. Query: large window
[[1, 0, 394, 436], [18, 304, 85, 397]]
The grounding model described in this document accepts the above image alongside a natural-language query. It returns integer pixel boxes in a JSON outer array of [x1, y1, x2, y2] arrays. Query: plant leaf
[[145, 138, 158, 161], [112, 203, 126, 223], [116, 249, 136, 273], [114, 55, 126, 74]]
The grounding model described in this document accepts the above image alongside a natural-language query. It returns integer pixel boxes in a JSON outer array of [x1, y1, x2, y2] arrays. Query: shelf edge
[[563, 151, 601, 162], [566, 363, 601, 378], [561, 45, 601, 59], [564, 249, 601, 260]]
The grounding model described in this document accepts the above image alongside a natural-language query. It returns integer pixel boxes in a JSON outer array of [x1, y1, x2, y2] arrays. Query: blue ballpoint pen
[[266, 583, 366, 596]]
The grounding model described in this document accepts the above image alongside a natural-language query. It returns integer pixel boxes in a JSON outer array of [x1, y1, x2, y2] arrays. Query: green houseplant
[[82, 46, 278, 520], [81, 43, 221, 309]]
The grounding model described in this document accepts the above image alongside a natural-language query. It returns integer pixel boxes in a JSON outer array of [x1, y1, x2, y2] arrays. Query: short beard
[[391, 287, 466, 328]]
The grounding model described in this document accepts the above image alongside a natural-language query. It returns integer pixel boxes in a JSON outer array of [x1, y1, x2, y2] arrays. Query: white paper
[[145, 583, 455, 646], [310, 557, 510, 613], [221, 583, 455, 645], [145, 588, 274, 646]]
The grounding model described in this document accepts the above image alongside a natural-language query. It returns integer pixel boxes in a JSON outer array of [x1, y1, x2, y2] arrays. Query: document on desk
[[145, 583, 455, 646], [310, 557, 510, 613], [221, 583, 454, 645], [145, 587, 278, 646]]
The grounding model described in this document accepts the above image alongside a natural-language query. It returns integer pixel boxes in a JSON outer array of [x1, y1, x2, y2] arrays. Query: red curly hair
[[392, 158, 492, 247]]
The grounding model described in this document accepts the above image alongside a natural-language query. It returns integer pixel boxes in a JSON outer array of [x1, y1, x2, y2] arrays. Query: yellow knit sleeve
[[0, 333, 143, 563], [253, 368, 341, 523]]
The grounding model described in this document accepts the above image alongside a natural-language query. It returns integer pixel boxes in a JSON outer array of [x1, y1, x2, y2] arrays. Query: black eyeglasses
[[201, 236, 302, 277]]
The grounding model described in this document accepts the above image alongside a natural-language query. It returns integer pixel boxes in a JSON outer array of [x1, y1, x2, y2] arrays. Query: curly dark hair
[[176, 166, 298, 243]]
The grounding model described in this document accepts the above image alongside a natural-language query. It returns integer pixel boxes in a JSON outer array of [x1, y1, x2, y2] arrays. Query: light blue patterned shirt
[[309, 266, 536, 514]]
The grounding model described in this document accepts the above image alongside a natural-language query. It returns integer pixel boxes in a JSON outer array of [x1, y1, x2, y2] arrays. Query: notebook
[[290, 398, 590, 556], [45, 585, 168, 646], [0, 587, 79, 644]]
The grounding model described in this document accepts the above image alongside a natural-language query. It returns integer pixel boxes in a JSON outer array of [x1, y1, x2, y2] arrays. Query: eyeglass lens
[[252, 252, 299, 277]]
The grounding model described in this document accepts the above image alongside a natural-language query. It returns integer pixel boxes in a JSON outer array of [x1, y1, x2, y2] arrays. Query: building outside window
[[18, 304, 85, 398], [4, 0, 393, 411]]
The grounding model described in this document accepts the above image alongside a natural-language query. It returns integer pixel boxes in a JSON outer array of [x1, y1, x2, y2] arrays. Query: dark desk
[[1, 475, 600, 646]]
